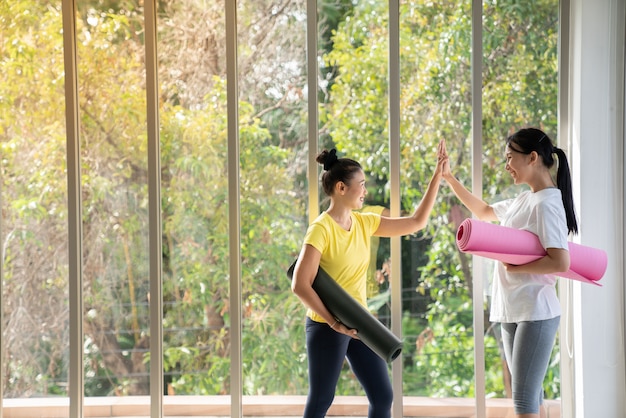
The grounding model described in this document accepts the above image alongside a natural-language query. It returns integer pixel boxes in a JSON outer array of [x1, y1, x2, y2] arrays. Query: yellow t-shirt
[[303, 211, 381, 323]]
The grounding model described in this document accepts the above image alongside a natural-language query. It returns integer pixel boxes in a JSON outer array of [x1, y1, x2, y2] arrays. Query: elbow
[[557, 258, 571, 273], [414, 219, 427, 232], [477, 214, 492, 222], [477, 207, 497, 222], [291, 278, 307, 298], [550, 250, 570, 272], [410, 212, 429, 233], [290, 280, 300, 295]]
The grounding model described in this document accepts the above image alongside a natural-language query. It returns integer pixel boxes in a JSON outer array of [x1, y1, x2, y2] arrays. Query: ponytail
[[553, 147, 578, 235]]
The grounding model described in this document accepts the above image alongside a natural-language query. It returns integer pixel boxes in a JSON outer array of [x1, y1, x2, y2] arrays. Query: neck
[[326, 204, 351, 219], [326, 203, 352, 230], [529, 173, 556, 193]]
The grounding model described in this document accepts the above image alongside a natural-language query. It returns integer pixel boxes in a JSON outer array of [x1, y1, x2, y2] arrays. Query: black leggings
[[303, 317, 393, 418]]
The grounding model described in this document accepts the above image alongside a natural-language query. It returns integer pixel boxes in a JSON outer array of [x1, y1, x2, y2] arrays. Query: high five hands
[[437, 139, 450, 178]]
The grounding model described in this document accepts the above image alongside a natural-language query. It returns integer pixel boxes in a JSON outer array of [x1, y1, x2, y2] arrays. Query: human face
[[343, 169, 367, 209], [504, 144, 532, 185]]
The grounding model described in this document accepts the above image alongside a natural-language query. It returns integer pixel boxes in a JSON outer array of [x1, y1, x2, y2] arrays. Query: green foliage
[[2, 0, 560, 401], [157, 76, 307, 394]]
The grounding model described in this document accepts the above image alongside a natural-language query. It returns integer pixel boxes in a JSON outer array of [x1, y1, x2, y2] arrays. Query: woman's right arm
[[291, 245, 331, 321], [440, 141, 498, 222], [443, 172, 497, 221], [291, 244, 358, 338]]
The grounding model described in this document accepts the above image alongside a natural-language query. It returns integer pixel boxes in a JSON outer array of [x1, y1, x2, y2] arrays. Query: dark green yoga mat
[[287, 261, 403, 362]]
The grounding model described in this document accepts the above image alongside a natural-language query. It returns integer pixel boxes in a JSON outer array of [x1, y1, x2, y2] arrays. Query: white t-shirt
[[490, 188, 568, 323]]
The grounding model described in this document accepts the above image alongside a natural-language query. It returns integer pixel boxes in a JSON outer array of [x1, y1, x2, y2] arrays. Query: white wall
[[568, 0, 626, 416]]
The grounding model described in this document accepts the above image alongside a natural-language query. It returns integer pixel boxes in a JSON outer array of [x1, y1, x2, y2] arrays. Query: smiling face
[[340, 169, 367, 209], [504, 144, 532, 185]]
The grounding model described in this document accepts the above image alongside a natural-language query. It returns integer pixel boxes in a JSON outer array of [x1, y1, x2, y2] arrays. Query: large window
[[0, 0, 560, 415]]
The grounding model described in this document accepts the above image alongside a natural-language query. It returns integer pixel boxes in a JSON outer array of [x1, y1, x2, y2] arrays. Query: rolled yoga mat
[[456, 218, 607, 286], [287, 261, 403, 362]]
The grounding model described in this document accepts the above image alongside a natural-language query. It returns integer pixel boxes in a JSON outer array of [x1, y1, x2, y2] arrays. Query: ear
[[529, 151, 539, 164], [335, 181, 346, 194]]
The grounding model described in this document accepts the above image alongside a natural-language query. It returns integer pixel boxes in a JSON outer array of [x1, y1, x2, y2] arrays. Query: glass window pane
[[481, 0, 561, 402], [1, 3, 69, 416], [398, 0, 476, 399], [237, 0, 310, 399], [156, 1, 231, 403], [76, 2, 150, 404]]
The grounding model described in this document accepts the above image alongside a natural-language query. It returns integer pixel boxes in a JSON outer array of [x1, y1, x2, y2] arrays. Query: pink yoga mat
[[456, 218, 607, 286]]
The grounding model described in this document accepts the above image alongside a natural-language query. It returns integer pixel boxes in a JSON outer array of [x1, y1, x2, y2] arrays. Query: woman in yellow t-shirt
[[291, 143, 446, 418]]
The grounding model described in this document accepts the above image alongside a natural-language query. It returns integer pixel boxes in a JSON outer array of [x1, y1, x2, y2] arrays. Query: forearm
[[505, 248, 571, 274], [375, 171, 442, 237], [292, 286, 337, 325], [444, 174, 497, 221], [409, 171, 443, 228]]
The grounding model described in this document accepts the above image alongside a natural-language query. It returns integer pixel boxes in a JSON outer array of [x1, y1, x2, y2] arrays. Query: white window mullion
[[225, 1, 243, 417], [557, 0, 574, 416], [470, 1, 486, 416], [387, 1, 403, 417], [307, 0, 320, 224], [143, 0, 164, 417], [61, 1, 84, 417]]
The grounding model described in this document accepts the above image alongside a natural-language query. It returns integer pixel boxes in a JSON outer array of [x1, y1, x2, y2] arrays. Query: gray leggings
[[501, 317, 560, 415]]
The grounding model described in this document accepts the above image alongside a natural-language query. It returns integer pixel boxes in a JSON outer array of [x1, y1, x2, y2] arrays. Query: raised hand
[[436, 139, 449, 177]]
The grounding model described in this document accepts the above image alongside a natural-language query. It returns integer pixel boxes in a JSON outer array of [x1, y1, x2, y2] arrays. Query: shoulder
[[310, 212, 331, 226], [534, 189, 565, 213], [306, 213, 332, 236], [360, 205, 386, 216], [492, 194, 523, 220], [353, 211, 381, 231], [304, 214, 332, 250], [353, 210, 380, 222]]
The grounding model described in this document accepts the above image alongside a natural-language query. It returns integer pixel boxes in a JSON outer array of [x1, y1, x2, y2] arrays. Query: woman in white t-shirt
[[439, 128, 578, 418], [291, 143, 446, 418]]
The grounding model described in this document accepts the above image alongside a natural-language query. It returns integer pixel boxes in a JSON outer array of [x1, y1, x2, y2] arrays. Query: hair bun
[[323, 149, 339, 171]]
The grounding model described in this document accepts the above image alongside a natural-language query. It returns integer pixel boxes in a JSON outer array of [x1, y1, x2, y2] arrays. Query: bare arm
[[374, 140, 446, 237], [504, 247, 570, 274], [440, 140, 497, 222], [291, 244, 358, 338], [443, 173, 497, 221]]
